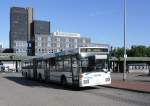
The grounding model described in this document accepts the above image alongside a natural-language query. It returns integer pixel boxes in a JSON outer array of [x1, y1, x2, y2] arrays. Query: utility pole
[[123, 0, 127, 81]]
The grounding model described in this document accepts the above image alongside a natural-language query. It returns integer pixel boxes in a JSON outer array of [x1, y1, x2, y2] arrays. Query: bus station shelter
[[0, 53, 33, 72], [110, 57, 150, 74]]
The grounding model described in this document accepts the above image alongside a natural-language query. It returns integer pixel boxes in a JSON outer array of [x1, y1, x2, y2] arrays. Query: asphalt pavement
[[0, 72, 150, 106]]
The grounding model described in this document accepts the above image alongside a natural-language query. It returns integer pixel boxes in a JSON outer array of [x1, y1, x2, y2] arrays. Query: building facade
[[30, 31, 91, 56], [29, 20, 51, 56], [9, 7, 107, 56], [34, 34, 50, 55], [32, 20, 50, 34], [27, 8, 33, 41], [49, 32, 91, 53], [10, 7, 33, 55]]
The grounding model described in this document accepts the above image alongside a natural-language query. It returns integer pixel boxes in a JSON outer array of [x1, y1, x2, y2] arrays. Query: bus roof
[[23, 47, 109, 61], [43, 46, 109, 59]]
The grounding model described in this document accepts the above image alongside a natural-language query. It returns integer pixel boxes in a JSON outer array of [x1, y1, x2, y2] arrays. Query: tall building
[[9, 7, 107, 56], [32, 20, 50, 34], [29, 20, 50, 56], [10, 7, 33, 55], [27, 8, 33, 41]]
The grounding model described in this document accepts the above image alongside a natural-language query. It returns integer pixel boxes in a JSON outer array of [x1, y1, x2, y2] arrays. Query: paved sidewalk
[[104, 79, 150, 93], [103, 72, 150, 93]]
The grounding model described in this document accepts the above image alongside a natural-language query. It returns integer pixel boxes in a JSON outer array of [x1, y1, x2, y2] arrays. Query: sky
[[0, 0, 150, 48]]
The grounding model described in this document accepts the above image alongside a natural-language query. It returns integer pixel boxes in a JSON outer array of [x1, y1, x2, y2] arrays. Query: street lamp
[[123, 0, 127, 81]]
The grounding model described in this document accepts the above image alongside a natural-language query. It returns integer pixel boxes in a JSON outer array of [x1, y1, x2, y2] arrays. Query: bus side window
[[37, 60, 42, 69], [72, 56, 78, 68], [25, 62, 27, 69], [64, 56, 71, 72], [50, 58, 56, 72], [56, 57, 63, 72], [46, 60, 50, 70], [88, 56, 95, 66], [22, 62, 25, 68], [30, 61, 33, 68]]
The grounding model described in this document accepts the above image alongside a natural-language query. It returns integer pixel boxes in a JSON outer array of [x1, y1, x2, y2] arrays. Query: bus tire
[[38, 73, 42, 81], [61, 76, 67, 87], [25, 72, 28, 78]]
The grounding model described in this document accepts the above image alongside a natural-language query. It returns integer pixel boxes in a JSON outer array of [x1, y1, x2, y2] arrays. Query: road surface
[[0, 73, 150, 106]]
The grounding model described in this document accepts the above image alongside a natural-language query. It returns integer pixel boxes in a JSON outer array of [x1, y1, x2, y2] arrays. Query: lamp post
[[123, 0, 127, 81]]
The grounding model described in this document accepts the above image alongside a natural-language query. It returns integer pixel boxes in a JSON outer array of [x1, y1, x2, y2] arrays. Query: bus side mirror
[[102, 69, 108, 73]]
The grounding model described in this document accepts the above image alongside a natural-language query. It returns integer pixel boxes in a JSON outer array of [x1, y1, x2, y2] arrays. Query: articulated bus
[[22, 47, 111, 87]]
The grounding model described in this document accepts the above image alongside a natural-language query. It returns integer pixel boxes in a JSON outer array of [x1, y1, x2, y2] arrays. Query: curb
[[101, 85, 150, 94]]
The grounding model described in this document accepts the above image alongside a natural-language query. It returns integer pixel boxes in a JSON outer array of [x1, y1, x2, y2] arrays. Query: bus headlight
[[105, 78, 110, 82]]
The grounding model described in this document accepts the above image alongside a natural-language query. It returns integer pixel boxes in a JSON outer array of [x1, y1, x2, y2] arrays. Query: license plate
[[84, 80, 89, 84]]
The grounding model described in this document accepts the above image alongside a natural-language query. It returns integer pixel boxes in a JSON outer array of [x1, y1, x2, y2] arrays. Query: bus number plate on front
[[84, 80, 89, 84]]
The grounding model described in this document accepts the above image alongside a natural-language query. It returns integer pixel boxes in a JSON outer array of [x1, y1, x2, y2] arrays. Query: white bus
[[22, 47, 111, 87]]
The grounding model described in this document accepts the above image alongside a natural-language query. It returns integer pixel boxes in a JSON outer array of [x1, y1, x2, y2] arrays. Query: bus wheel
[[38, 73, 42, 81], [61, 77, 67, 87], [25, 72, 28, 78]]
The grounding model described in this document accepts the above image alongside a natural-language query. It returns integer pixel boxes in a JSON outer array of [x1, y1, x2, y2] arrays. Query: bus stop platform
[[102, 73, 150, 93], [103, 80, 150, 93]]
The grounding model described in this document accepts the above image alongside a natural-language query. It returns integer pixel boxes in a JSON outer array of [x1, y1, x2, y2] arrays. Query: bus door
[[28, 61, 31, 78], [33, 59, 37, 80], [71, 55, 79, 86], [44, 59, 50, 81], [25, 61, 31, 78]]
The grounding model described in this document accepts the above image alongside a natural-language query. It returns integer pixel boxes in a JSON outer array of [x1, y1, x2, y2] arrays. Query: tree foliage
[[2, 48, 14, 53], [111, 45, 150, 57]]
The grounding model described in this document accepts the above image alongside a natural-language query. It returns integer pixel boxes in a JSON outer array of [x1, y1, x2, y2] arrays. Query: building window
[[16, 42, 18, 47], [66, 38, 69, 42], [57, 38, 60, 42], [66, 43, 69, 48], [74, 44, 78, 48], [48, 42, 51, 47], [48, 37, 51, 41], [57, 43, 60, 47], [28, 43, 32, 48], [74, 39, 78, 43], [38, 36, 41, 41], [38, 42, 42, 47]]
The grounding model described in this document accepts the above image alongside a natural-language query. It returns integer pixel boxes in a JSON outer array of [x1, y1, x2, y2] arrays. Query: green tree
[[2, 48, 14, 53], [111, 45, 150, 57], [130, 45, 147, 57], [146, 46, 150, 57], [111, 47, 124, 58]]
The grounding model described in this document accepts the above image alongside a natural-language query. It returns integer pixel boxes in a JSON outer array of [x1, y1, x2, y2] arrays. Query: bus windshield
[[80, 57, 108, 73], [95, 61, 108, 72]]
